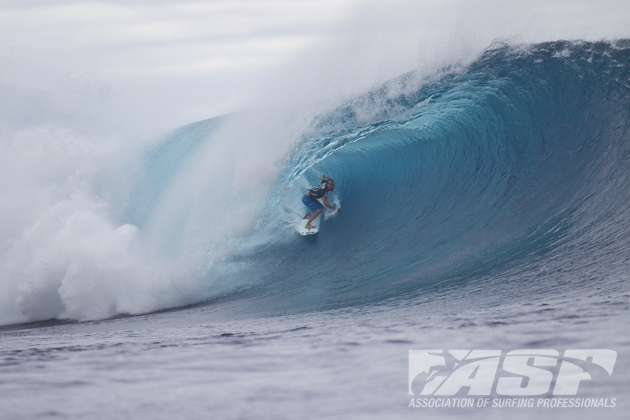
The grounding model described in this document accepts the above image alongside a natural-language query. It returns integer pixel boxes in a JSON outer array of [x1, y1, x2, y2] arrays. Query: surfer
[[302, 175, 339, 229]]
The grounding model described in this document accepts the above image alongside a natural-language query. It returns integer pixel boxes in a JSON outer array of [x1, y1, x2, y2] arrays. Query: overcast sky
[[1, 0, 630, 138]]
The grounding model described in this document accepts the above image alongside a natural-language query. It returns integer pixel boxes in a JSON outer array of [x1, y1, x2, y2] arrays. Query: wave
[[2, 40, 630, 325], [209, 40, 630, 313]]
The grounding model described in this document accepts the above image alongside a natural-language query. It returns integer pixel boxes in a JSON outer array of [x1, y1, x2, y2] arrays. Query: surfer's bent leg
[[306, 209, 322, 229], [302, 195, 323, 229]]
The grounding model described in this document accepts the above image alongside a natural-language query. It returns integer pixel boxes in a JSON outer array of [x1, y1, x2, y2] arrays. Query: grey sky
[[1, 0, 630, 137]]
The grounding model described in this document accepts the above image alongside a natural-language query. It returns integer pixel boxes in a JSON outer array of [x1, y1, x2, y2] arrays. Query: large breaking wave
[[2, 40, 630, 324]]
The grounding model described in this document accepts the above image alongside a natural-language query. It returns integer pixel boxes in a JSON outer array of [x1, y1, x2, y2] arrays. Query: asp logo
[[409, 350, 617, 396]]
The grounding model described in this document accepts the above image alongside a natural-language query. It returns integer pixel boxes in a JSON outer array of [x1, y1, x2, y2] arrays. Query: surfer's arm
[[322, 196, 338, 211]]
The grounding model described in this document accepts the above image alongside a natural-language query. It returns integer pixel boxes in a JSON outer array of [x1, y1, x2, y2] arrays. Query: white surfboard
[[299, 213, 320, 235]]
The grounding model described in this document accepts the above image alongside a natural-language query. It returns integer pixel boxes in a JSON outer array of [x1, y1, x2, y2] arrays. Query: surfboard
[[299, 213, 320, 235]]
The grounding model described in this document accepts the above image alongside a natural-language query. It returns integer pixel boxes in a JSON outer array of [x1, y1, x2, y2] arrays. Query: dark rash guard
[[308, 180, 329, 200]]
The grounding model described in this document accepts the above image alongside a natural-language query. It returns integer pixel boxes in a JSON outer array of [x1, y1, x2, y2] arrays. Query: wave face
[[3, 40, 630, 324]]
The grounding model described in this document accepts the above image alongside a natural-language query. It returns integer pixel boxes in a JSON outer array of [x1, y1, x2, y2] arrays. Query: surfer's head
[[326, 178, 335, 191]]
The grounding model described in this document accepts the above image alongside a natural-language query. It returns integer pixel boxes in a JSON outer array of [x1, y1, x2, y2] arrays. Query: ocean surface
[[1, 40, 629, 419]]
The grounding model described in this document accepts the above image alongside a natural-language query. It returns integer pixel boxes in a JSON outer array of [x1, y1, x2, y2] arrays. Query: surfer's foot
[[305, 224, 316, 229]]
